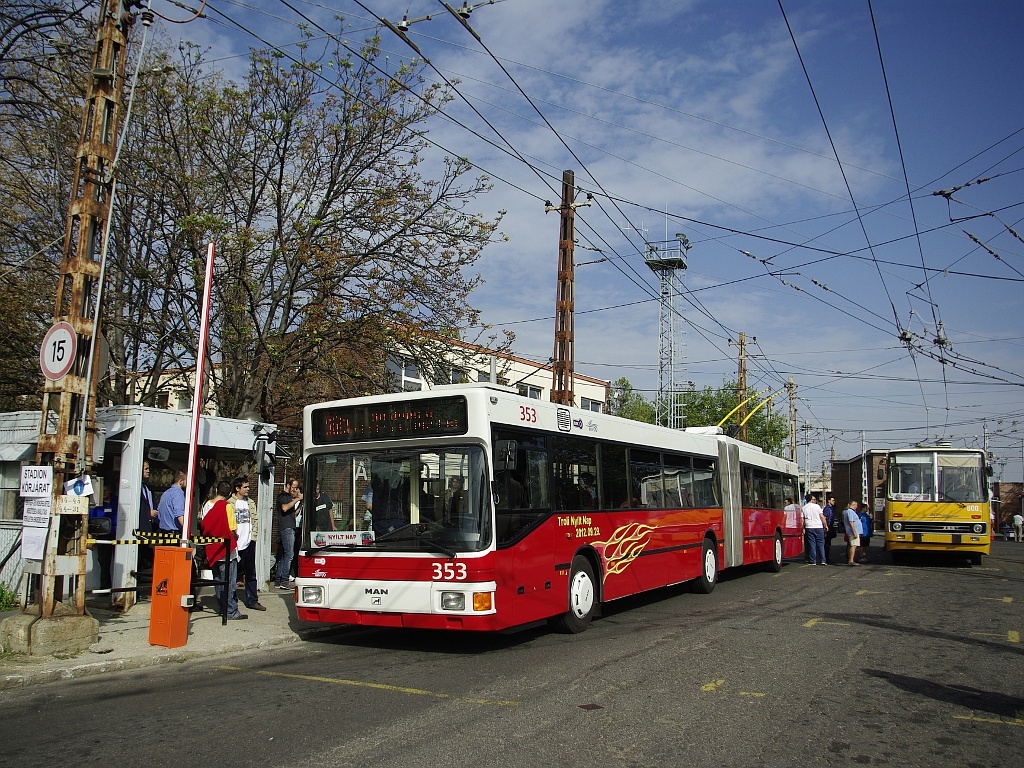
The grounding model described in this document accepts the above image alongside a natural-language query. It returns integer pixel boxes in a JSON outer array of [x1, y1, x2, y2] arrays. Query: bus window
[[770, 475, 786, 510], [553, 435, 598, 510], [889, 452, 934, 500], [937, 454, 985, 503], [664, 453, 692, 508], [632, 450, 662, 509], [755, 470, 770, 509], [741, 465, 756, 506], [493, 428, 549, 545], [692, 457, 719, 507], [599, 443, 629, 509]]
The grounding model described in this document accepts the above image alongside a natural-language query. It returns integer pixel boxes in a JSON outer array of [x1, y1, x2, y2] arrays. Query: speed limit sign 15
[[40, 321, 77, 380]]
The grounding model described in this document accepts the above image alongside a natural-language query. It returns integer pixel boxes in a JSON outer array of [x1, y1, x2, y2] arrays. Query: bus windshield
[[888, 451, 986, 503], [302, 445, 491, 553]]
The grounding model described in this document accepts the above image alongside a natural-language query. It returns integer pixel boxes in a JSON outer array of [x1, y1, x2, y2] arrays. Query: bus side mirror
[[986, 465, 994, 477], [877, 467, 884, 480], [494, 440, 517, 471]]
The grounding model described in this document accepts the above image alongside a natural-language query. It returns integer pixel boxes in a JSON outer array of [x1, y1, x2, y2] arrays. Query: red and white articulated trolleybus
[[294, 384, 801, 633]]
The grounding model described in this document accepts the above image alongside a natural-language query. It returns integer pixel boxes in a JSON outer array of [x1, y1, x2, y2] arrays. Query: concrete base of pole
[[1, 611, 99, 656]]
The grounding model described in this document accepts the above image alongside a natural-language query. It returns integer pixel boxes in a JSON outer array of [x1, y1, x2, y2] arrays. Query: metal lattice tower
[[645, 236, 690, 430]]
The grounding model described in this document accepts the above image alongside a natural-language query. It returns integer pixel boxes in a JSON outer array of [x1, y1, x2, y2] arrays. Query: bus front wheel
[[692, 538, 718, 594], [550, 555, 597, 634]]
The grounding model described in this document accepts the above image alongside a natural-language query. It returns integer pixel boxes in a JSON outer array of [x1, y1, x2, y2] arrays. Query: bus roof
[[304, 383, 797, 474]]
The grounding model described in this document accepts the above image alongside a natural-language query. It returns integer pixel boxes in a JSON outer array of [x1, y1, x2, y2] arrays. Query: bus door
[[493, 433, 559, 625], [718, 440, 743, 568]]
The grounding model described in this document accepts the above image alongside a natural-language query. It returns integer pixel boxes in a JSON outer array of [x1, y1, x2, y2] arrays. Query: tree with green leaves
[[608, 377, 656, 424], [608, 377, 788, 457]]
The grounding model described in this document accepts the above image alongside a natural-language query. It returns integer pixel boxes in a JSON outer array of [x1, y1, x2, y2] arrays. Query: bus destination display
[[311, 396, 469, 443]]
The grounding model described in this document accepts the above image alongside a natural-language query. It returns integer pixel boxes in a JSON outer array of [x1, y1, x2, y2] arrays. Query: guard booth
[[0, 406, 277, 609]]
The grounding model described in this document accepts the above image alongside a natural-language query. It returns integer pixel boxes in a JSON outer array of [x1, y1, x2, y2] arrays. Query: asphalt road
[[2, 540, 1022, 767]]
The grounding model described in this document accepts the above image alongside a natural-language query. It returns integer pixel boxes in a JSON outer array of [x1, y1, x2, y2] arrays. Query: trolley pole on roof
[[547, 170, 590, 406]]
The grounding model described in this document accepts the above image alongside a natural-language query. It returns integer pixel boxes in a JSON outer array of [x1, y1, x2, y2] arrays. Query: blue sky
[[176, 1, 1024, 482]]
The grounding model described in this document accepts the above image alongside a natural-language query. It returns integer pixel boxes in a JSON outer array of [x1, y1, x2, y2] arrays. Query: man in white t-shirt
[[801, 494, 828, 566], [233, 476, 265, 611]]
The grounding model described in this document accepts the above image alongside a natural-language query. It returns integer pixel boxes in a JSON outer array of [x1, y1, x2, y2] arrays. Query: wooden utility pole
[[729, 333, 750, 440], [787, 377, 797, 462], [18, 1, 137, 648], [550, 170, 590, 406]]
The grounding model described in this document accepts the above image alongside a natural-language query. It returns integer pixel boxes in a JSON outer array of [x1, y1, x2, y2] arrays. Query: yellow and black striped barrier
[[87, 534, 231, 546]]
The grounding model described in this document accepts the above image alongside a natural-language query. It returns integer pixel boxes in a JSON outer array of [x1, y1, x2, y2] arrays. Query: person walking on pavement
[[1013, 512, 1023, 542], [274, 477, 302, 590], [801, 494, 828, 566], [233, 476, 265, 611], [843, 500, 863, 565]]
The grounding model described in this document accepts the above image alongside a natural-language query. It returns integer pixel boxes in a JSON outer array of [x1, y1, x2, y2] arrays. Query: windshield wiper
[[415, 535, 457, 558], [375, 525, 458, 558], [306, 543, 366, 554]]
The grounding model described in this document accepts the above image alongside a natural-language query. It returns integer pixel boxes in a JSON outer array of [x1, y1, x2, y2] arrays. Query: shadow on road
[[864, 668, 1024, 720]]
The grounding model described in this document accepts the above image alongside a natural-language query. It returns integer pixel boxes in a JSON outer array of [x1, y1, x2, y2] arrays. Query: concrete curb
[[0, 624, 344, 691]]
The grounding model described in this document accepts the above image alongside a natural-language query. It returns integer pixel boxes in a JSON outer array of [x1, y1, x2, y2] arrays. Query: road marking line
[[855, 589, 886, 595], [953, 714, 1024, 727], [803, 618, 850, 628], [969, 631, 1019, 643], [980, 597, 1014, 604], [699, 679, 766, 698], [219, 666, 520, 706]]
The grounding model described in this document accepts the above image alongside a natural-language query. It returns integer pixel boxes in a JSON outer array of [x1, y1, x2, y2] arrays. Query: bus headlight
[[891, 522, 902, 532], [441, 592, 465, 611], [301, 586, 324, 605], [972, 523, 984, 534]]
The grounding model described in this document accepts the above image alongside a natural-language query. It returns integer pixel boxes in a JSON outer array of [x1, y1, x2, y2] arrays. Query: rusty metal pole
[[551, 170, 576, 406], [33, 1, 134, 620]]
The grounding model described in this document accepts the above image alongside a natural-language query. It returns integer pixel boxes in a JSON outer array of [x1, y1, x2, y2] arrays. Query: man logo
[[371, 597, 382, 606], [364, 588, 388, 595]]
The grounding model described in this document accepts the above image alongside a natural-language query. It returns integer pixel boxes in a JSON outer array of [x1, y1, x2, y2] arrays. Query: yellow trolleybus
[[884, 444, 992, 564]]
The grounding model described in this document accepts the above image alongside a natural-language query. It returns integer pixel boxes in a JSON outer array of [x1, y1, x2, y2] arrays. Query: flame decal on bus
[[594, 522, 657, 578]]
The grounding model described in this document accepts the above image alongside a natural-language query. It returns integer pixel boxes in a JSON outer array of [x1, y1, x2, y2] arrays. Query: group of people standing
[[800, 493, 873, 566], [137, 463, 264, 619]]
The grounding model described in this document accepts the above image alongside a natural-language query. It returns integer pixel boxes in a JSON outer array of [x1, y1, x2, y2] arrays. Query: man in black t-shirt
[[274, 478, 302, 589]]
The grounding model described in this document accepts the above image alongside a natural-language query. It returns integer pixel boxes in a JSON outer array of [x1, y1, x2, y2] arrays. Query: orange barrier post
[[148, 545, 194, 648]]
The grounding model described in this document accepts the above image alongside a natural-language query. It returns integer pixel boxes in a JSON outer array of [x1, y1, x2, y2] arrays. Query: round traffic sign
[[40, 321, 77, 380]]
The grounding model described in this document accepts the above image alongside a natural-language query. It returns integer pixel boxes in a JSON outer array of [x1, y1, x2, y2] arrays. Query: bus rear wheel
[[550, 555, 597, 634], [766, 533, 783, 573], [692, 538, 718, 594]]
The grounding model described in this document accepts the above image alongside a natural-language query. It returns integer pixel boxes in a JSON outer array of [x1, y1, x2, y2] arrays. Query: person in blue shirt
[[822, 496, 837, 565], [857, 505, 874, 563], [843, 500, 863, 566], [157, 470, 187, 533]]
